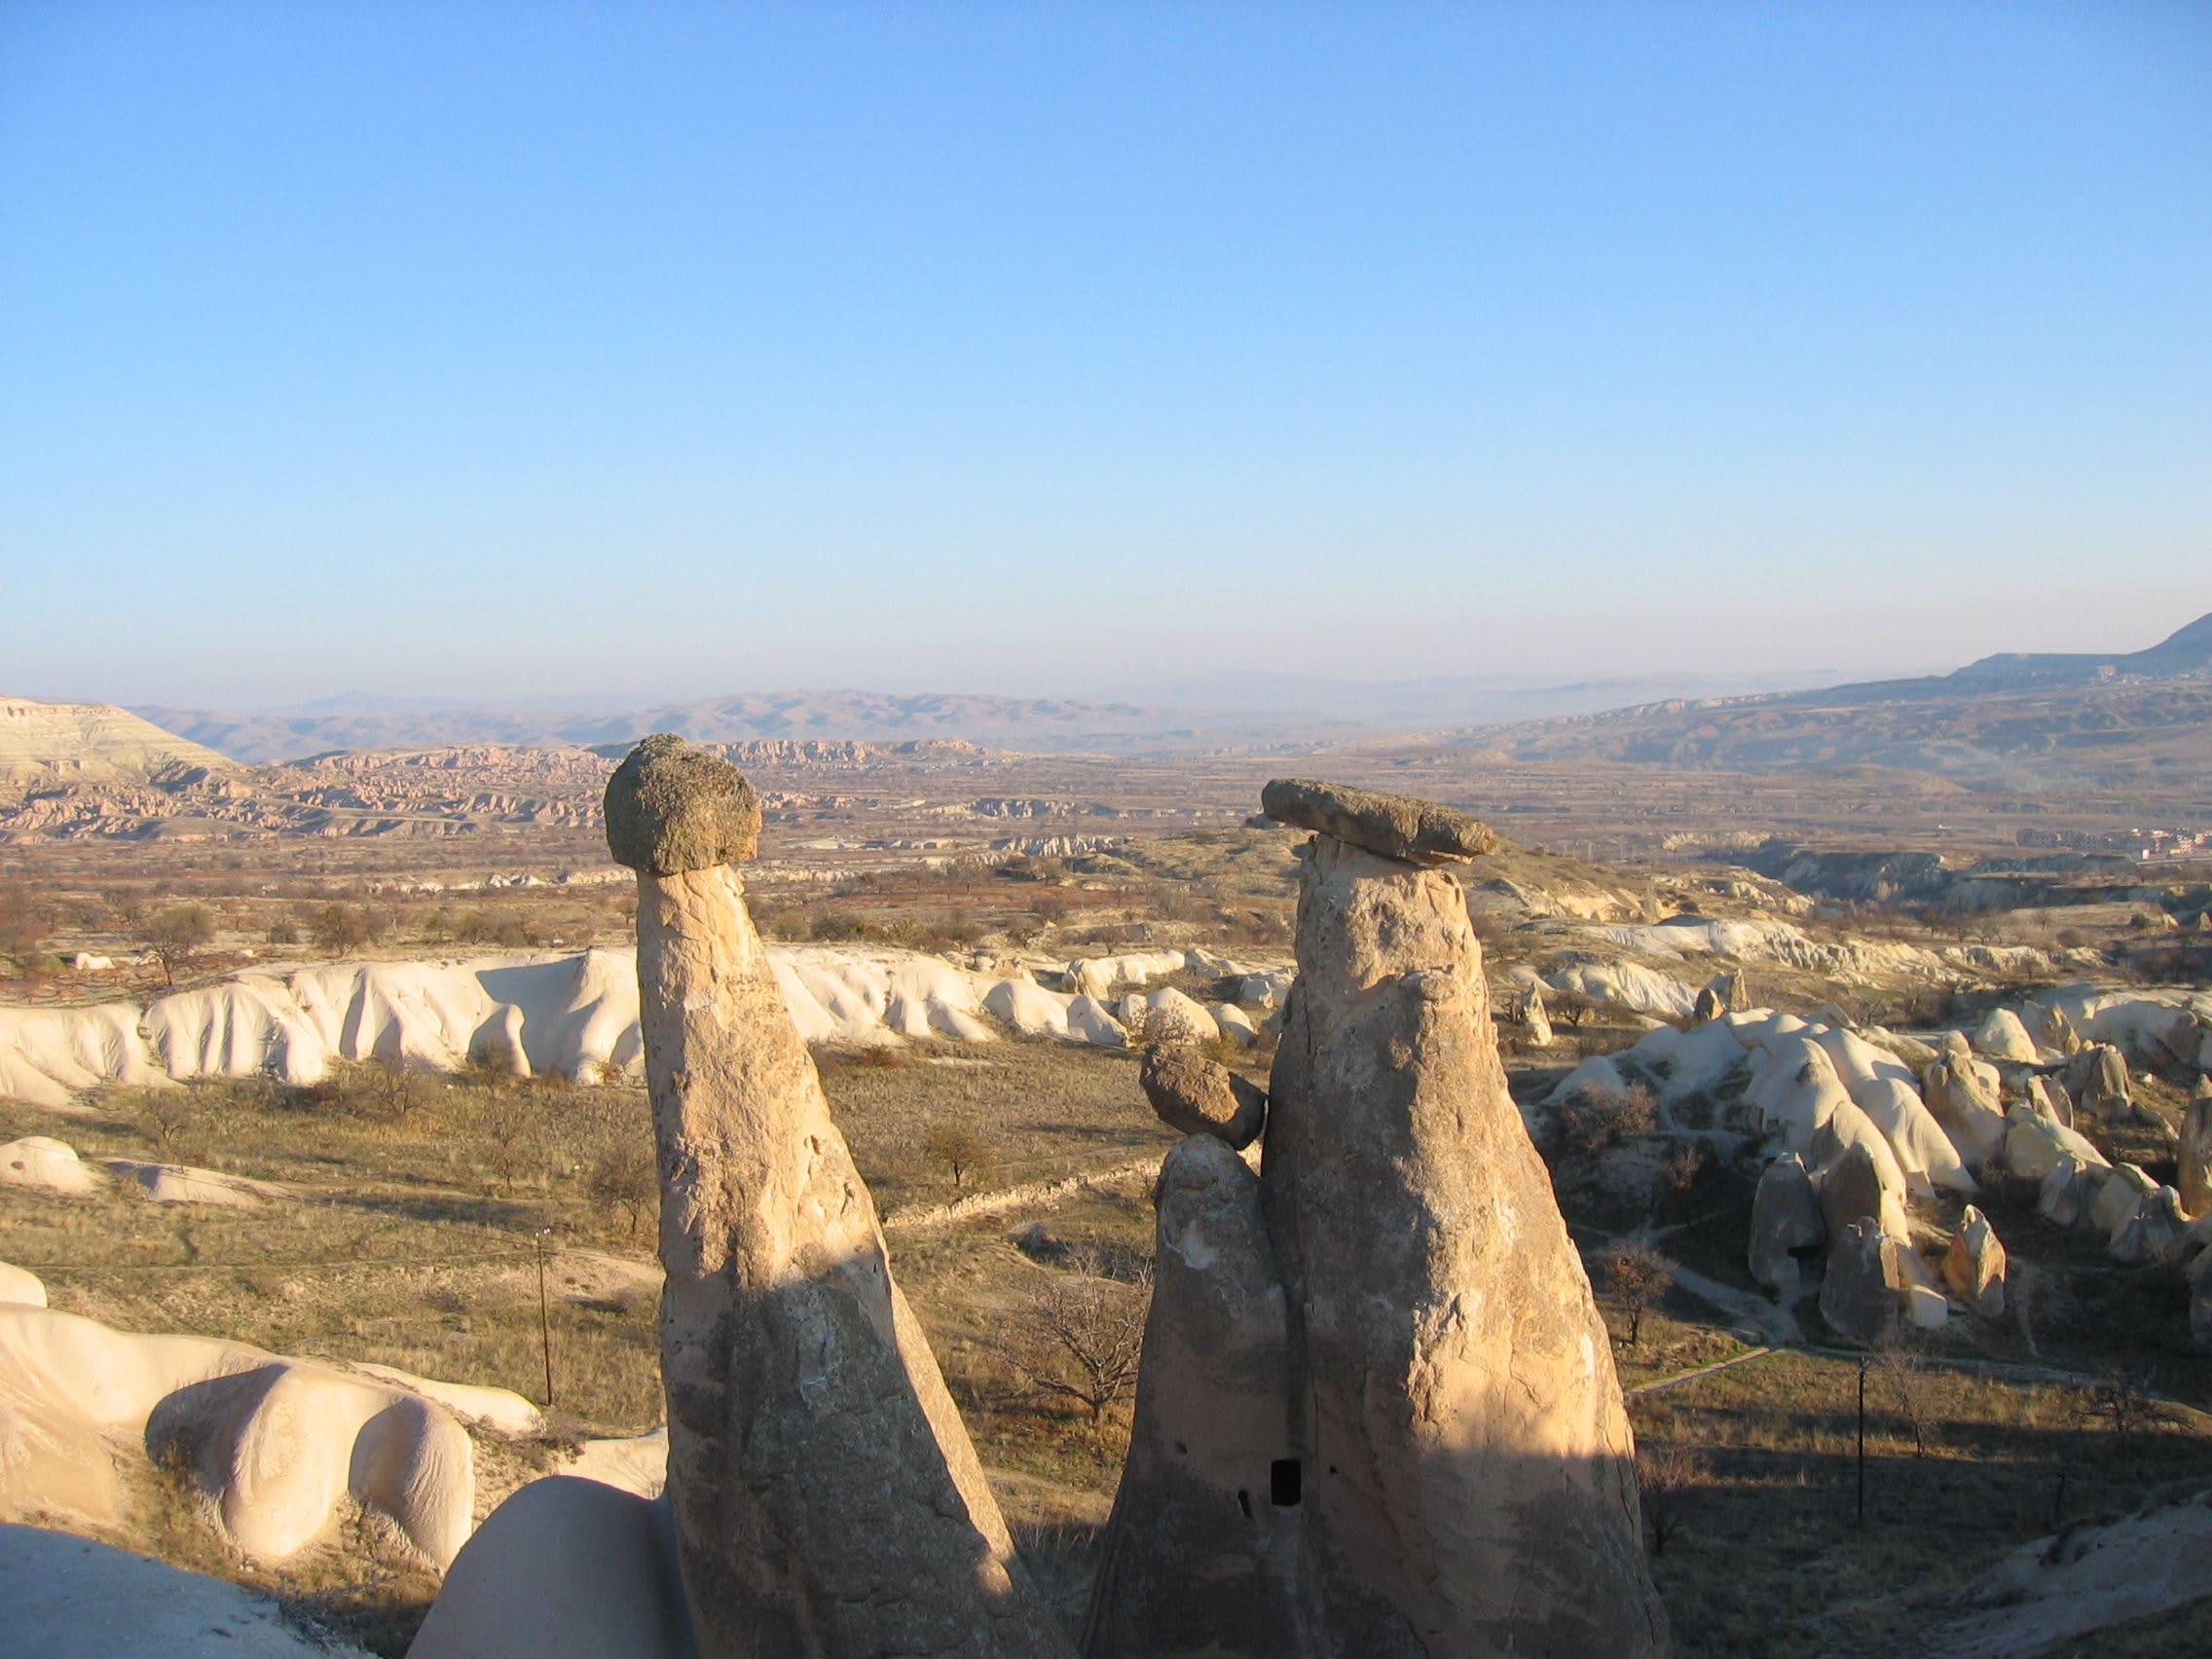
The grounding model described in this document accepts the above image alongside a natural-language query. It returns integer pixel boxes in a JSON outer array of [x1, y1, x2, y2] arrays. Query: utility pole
[[1856, 1355, 1868, 1527], [537, 1230, 557, 1406]]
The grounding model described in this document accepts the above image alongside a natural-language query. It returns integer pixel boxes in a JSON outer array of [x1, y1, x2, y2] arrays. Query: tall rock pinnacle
[[1089, 779, 1669, 1657], [605, 735, 1070, 1658]]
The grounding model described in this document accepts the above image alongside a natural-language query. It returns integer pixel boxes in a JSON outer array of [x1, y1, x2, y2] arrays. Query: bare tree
[[136, 1088, 201, 1155], [589, 1140, 657, 1238], [311, 903, 376, 957], [2083, 1367, 2167, 1445], [365, 1052, 436, 1122], [1606, 1242, 1673, 1348], [1009, 1252, 1151, 1426], [1636, 1442, 1706, 1557], [138, 903, 214, 987], [1552, 989, 1597, 1030], [1559, 1083, 1658, 1156], [924, 1121, 991, 1193], [474, 1086, 541, 1196], [1873, 1334, 1939, 1458]]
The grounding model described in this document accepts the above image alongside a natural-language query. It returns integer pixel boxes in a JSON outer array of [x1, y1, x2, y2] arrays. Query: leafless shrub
[[136, 1088, 203, 1155], [587, 1140, 657, 1238], [1663, 1142, 1707, 1193], [366, 1053, 436, 1122], [1637, 1441, 1707, 1557], [1873, 1334, 1939, 1457], [1560, 1082, 1658, 1156], [0, 878, 43, 961], [138, 903, 214, 985], [2081, 1367, 2168, 1445], [475, 1087, 543, 1195], [310, 903, 381, 957], [1605, 1242, 1673, 1348], [1008, 1248, 1151, 1426]]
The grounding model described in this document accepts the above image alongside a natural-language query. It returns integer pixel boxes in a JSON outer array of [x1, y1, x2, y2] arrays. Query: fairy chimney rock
[[1221, 784, 1667, 1653], [602, 737, 1068, 1658]]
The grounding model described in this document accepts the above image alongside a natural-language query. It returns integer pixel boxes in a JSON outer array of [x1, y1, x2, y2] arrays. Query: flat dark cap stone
[[604, 733, 761, 873], [1260, 777, 1495, 866]]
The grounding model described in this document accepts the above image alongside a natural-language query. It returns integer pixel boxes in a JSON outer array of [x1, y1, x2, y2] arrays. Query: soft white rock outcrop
[[0, 1303, 476, 1567], [0, 940, 1162, 1109]]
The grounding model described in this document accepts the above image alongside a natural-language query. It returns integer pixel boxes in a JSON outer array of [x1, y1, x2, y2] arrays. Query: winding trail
[[1660, 1258, 1805, 1346], [882, 1155, 1160, 1235], [1625, 1346, 1778, 1398]]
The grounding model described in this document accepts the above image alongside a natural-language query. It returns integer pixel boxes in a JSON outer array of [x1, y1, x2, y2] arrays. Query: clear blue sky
[[3, 1, 2206, 708]]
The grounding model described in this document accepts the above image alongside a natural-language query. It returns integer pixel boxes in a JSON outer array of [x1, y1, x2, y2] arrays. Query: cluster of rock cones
[[418, 740, 1670, 1658]]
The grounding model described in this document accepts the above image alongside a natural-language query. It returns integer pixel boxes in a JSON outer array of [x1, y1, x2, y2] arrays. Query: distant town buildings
[[2015, 826, 2212, 860]]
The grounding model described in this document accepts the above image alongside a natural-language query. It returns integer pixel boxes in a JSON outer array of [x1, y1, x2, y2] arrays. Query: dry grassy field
[[9, 1004, 2212, 1653], [6, 802, 2212, 1653]]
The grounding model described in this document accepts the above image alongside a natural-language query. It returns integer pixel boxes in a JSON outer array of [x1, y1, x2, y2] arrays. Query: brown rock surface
[[1922, 1043, 2009, 1168], [1081, 1136, 1303, 1657], [1260, 831, 1667, 1654], [1943, 1205, 2007, 1317], [607, 742, 1067, 1658], [1716, 969, 1752, 1013], [2065, 1044, 2132, 1123], [1259, 777, 1496, 866], [1139, 1044, 1267, 1149], [1749, 1153, 1824, 1292], [1821, 1219, 1904, 1345], [2031, 1002, 2083, 1058], [605, 732, 761, 874], [2180, 1086, 2212, 1219]]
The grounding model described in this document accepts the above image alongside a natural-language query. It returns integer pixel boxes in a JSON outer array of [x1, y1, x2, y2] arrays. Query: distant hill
[[1095, 666, 1862, 730], [1448, 612, 2212, 788], [134, 690, 1200, 764], [0, 697, 237, 791], [139, 666, 1889, 764], [1800, 610, 2212, 701]]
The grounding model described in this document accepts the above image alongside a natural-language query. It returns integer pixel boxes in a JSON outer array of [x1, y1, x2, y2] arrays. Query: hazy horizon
[[98, 658, 1899, 719], [6, 3, 2206, 708]]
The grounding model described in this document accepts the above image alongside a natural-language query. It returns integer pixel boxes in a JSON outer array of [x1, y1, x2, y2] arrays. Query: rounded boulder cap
[[604, 733, 762, 873]]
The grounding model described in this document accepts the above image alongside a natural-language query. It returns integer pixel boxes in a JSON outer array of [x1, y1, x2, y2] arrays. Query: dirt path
[[1625, 1345, 1780, 1398], [883, 1155, 1161, 1235], [1652, 1256, 1804, 1346]]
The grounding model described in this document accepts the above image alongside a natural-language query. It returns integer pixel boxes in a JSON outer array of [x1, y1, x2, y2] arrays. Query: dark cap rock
[[604, 734, 761, 873], [1260, 777, 1495, 866]]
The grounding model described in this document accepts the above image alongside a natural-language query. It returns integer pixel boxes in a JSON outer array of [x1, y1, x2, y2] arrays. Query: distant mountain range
[[1448, 612, 2212, 787], [134, 667, 1867, 764], [1781, 610, 2212, 701], [30, 608, 2208, 790], [132, 691, 1203, 764]]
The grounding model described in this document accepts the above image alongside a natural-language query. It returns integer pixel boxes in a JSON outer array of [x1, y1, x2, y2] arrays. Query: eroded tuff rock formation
[[606, 734, 1067, 1658], [1089, 780, 1669, 1658], [1081, 1136, 1302, 1656]]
